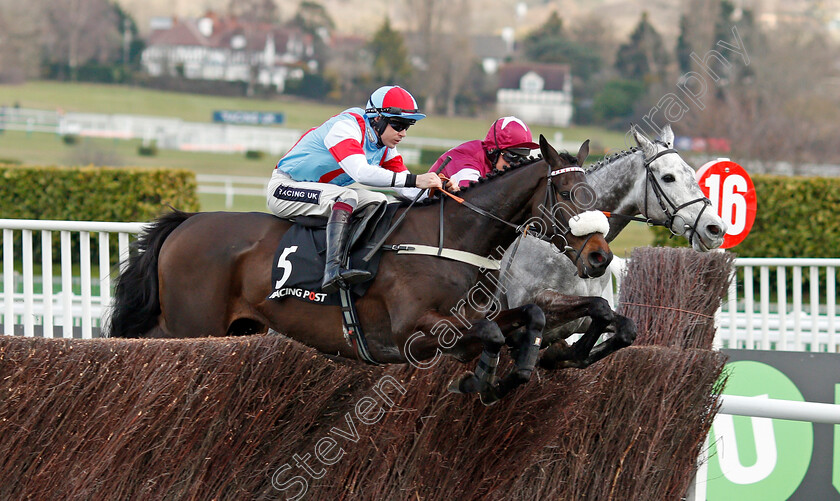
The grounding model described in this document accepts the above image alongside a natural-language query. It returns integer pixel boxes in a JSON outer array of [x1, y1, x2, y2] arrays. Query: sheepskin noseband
[[569, 210, 610, 236]]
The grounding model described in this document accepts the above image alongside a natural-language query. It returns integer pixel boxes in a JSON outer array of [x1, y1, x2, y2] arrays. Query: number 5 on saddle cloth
[[267, 201, 397, 306]]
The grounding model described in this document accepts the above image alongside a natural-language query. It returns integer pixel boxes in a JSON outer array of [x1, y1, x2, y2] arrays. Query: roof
[[147, 15, 311, 53], [498, 63, 571, 91]]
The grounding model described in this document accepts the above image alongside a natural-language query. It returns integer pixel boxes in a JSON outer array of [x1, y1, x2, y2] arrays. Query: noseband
[[643, 142, 712, 247], [544, 165, 598, 265]]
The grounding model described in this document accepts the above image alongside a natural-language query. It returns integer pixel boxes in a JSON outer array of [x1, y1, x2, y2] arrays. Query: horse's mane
[[403, 151, 579, 208], [585, 146, 641, 174]]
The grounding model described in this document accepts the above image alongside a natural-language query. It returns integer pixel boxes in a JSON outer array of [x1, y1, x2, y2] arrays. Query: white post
[[829, 266, 836, 352], [61, 231, 73, 338], [41, 230, 54, 338], [99, 232, 111, 335], [22, 229, 34, 337], [810, 266, 820, 352], [225, 178, 234, 209], [777, 266, 787, 351], [744, 266, 754, 349], [760, 265, 770, 349], [80, 231, 92, 339], [3, 229, 14, 336], [727, 274, 737, 348], [793, 266, 802, 350]]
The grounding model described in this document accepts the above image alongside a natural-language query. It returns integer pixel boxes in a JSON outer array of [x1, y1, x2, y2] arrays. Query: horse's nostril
[[589, 250, 610, 267], [708, 224, 722, 236]]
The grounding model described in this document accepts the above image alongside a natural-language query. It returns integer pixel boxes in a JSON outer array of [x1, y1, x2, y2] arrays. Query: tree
[[0, 0, 44, 82], [592, 79, 646, 124], [402, 0, 475, 116], [289, 1, 335, 73], [614, 12, 669, 84], [368, 17, 412, 86], [227, 0, 279, 24], [521, 11, 603, 82], [291, 1, 334, 34], [42, 0, 121, 80], [113, 3, 144, 68], [675, 15, 692, 74]]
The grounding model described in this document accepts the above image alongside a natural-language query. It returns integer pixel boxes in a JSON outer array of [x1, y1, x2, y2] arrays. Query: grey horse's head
[[632, 124, 727, 251]]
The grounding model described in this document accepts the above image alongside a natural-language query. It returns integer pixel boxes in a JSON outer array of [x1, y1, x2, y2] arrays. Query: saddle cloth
[[267, 201, 399, 306]]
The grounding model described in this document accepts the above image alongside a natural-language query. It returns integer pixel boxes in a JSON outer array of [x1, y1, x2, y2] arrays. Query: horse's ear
[[577, 139, 590, 166], [661, 123, 675, 148], [632, 125, 657, 158], [539, 134, 561, 167]]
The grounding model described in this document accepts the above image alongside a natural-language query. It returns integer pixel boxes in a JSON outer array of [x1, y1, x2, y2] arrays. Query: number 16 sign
[[696, 159, 757, 249]]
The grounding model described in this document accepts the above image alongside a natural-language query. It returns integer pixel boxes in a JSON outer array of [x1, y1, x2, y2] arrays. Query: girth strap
[[383, 244, 501, 270], [339, 287, 380, 365]]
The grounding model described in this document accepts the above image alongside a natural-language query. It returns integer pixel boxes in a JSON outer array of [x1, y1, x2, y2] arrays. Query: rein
[[432, 164, 592, 265]]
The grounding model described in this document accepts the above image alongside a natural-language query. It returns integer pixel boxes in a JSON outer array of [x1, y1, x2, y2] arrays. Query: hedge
[[0, 165, 199, 222], [652, 174, 840, 258]]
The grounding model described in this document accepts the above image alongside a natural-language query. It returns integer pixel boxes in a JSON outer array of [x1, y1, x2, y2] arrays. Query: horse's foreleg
[[572, 314, 636, 367], [532, 290, 613, 344], [409, 311, 504, 395], [539, 305, 637, 370], [478, 304, 546, 405]]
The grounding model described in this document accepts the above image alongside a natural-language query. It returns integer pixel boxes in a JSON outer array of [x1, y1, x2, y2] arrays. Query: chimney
[[198, 17, 214, 38]]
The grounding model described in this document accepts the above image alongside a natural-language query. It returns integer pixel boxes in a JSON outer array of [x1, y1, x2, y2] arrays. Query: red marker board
[[696, 159, 757, 249]]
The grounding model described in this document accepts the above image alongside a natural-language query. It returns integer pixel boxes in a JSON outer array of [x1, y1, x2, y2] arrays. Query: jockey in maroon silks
[[429, 116, 539, 191]]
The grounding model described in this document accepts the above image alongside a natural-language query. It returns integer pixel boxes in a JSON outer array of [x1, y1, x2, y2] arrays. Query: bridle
[[543, 165, 600, 266], [434, 160, 597, 266], [641, 141, 713, 246]]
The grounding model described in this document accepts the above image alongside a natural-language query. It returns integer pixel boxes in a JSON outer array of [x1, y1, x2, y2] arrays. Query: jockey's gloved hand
[[415, 172, 443, 190]]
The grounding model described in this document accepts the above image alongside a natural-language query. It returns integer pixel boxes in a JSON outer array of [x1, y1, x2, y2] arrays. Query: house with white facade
[[141, 12, 314, 92], [496, 63, 573, 127]]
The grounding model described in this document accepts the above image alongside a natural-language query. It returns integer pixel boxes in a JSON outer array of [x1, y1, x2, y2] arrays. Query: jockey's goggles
[[502, 147, 531, 162], [386, 117, 415, 132]]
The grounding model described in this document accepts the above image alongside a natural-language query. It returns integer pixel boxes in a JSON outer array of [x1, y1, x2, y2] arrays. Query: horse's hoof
[[447, 372, 476, 394], [479, 386, 502, 406]]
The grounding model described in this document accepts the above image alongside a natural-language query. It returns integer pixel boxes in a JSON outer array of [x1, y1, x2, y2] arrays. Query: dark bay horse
[[109, 136, 624, 402]]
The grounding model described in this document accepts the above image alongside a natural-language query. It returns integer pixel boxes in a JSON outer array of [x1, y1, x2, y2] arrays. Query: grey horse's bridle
[[642, 141, 712, 246]]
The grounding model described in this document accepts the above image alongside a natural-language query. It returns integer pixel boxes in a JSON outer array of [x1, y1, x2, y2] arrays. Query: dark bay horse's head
[[533, 135, 613, 278]]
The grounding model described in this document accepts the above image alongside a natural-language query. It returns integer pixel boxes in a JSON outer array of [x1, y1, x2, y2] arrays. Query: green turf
[[0, 81, 629, 148]]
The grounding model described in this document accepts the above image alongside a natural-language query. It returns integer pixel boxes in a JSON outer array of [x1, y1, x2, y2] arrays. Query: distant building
[[141, 12, 315, 92], [496, 63, 573, 127]]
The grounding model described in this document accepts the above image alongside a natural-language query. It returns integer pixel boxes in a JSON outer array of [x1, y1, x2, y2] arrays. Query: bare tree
[[42, 0, 120, 79], [682, 25, 840, 165], [0, 0, 45, 82], [227, 0, 280, 24], [401, 0, 475, 116]]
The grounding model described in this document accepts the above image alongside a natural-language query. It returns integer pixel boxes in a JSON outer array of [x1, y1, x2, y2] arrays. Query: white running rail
[[0, 219, 145, 338]]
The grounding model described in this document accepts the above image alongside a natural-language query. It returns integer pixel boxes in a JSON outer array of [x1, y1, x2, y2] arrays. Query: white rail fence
[[0, 107, 464, 161], [196, 174, 268, 209], [610, 256, 839, 353], [0, 219, 145, 338], [0, 219, 838, 347]]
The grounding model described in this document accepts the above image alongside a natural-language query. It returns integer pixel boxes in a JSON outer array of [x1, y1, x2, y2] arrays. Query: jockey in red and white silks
[[429, 116, 540, 190], [267, 85, 443, 293]]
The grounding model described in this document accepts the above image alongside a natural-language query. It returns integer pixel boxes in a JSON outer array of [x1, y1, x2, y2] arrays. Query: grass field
[[0, 81, 651, 255], [0, 81, 629, 147]]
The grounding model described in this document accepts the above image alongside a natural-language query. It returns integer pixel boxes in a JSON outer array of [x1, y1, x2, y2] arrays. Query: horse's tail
[[107, 210, 195, 338]]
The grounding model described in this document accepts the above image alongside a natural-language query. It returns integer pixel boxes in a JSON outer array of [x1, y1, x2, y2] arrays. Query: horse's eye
[[662, 174, 676, 183], [560, 191, 571, 200]]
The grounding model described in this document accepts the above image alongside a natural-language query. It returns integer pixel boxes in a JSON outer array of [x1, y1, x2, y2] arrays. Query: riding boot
[[321, 209, 372, 294]]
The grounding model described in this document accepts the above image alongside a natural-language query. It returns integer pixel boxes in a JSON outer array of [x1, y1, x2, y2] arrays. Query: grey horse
[[500, 124, 727, 363]]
